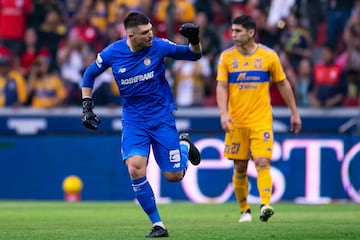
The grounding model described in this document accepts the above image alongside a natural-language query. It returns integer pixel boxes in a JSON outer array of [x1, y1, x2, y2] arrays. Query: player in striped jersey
[[216, 15, 302, 223]]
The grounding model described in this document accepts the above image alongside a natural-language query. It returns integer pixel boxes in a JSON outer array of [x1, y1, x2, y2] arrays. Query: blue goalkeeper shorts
[[121, 113, 187, 172]]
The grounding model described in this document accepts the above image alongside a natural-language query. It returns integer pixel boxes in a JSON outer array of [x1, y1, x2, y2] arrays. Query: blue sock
[[180, 143, 190, 176], [132, 176, 161, 224]]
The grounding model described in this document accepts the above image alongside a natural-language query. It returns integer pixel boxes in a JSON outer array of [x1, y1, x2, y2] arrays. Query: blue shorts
[[121, 113, 187, 172]]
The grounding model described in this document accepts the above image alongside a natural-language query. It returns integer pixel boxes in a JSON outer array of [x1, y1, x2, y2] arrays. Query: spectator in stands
[[270, 50, 297, 106], [231, 0, 268, 42], [295, 57, 312, 107], [0, 0, 33, 71], [152, 0, 196, 38], [27, 55, 66, 108], [326, 0, 354, 50], [341, 1, 360, 106], [69, 6, 102, 52], [37, 8, 67, 71], [89, 0, 108, 35], [266, 0, 294, 29], [172, 33, 212, 107], [108, 0, 152, 18], [30, 0, 66, 29], [209, 0, 231, 34], [57, 28, 92, 105], [59, 0, 92, 25], [193, 0, 213, 25], [308, 43, 347, 108], [105, 3, 129, 44], [280, 11, 313, 69], [194, 12, 221, 87], [19, 28, 48, 79], [294, 0, 327, 46], [0, 46, 27, 108]]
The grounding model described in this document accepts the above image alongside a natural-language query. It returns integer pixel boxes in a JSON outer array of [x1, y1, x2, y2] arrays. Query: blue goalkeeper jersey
[[82, 37, 201, 120]]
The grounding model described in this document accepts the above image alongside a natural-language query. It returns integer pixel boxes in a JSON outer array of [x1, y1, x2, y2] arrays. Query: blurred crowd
[[0, 0, 359, 109]]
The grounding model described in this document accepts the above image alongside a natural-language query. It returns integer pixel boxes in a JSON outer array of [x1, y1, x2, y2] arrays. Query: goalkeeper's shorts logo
[[169, 149, 180, 162]]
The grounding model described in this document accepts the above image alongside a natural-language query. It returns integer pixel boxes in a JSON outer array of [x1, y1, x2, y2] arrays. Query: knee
[[233, 161, 248, 173], [126, 159, 147, 179], [163, 171, 184, 182], [254, 157, 270, 169]]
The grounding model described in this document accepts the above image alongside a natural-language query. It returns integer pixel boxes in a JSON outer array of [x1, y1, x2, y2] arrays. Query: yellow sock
[[256, 165, 272, 205], [233, 171, 250, 212]]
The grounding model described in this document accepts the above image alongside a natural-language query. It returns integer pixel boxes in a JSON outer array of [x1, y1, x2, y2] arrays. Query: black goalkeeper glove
[[179, 23, 200, 45], [81, 97, 101, 130]]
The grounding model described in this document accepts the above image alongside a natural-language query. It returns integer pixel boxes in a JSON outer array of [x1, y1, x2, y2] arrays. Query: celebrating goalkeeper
[[81, 12, 202, 238]]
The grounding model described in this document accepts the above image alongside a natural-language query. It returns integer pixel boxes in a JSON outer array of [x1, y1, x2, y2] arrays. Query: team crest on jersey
[[255, 59, 262, 69], [232, 59, 239, 69], [144, 57, 151, 66]]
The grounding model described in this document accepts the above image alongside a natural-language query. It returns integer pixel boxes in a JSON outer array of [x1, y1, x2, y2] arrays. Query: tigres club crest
[[255, 58, 262, 69]]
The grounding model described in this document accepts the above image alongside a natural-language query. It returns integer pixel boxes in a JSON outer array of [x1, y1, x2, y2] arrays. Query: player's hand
[[220, 113, 234, 133], [290, 114, 302, 134], [81, 97, 101, 130], [179, 23, 200, 45]]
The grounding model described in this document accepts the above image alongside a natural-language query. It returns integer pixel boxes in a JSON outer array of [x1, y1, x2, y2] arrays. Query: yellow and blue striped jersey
[[30, 74, 66, 108], [217, 44, 286, 127], [0, 70, 27, 107]]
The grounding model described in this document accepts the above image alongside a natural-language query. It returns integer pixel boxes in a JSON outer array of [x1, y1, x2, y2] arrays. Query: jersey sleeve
[[216, 53, 229, 82], [159, 38, 201, 61], [82, 48, 111, 88], [270, 52, 286, 83]]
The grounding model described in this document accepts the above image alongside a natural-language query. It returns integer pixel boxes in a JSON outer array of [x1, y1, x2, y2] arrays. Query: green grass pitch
[[0, 201, 359, 240]]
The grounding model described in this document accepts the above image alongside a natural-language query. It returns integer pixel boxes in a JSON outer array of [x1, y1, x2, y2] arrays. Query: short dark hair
[[232, 15, 257, 31], [124, 12, 150, 29], [322, 42, 336, 52]]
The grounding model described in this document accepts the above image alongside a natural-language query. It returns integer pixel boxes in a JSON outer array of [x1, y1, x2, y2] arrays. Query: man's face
[[131, 23, 153, 48], [231, 24, 254, 46], [0, 62, 9, 75]]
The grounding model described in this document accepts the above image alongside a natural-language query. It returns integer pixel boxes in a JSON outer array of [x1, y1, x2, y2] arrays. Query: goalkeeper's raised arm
[[179, 22, 202, 54]]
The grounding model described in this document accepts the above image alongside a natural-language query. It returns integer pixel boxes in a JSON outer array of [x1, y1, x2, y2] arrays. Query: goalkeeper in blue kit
[[81, 12, 202, 238]]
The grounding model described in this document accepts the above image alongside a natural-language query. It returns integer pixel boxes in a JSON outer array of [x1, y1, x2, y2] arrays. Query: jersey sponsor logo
[[236, 73, 246, 81], [169, 149, 181, 162], [237, 72, 258, 90], [238, 84, 257, 90], [120, 71, 154, 85], [96, 54, 103, 68]]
